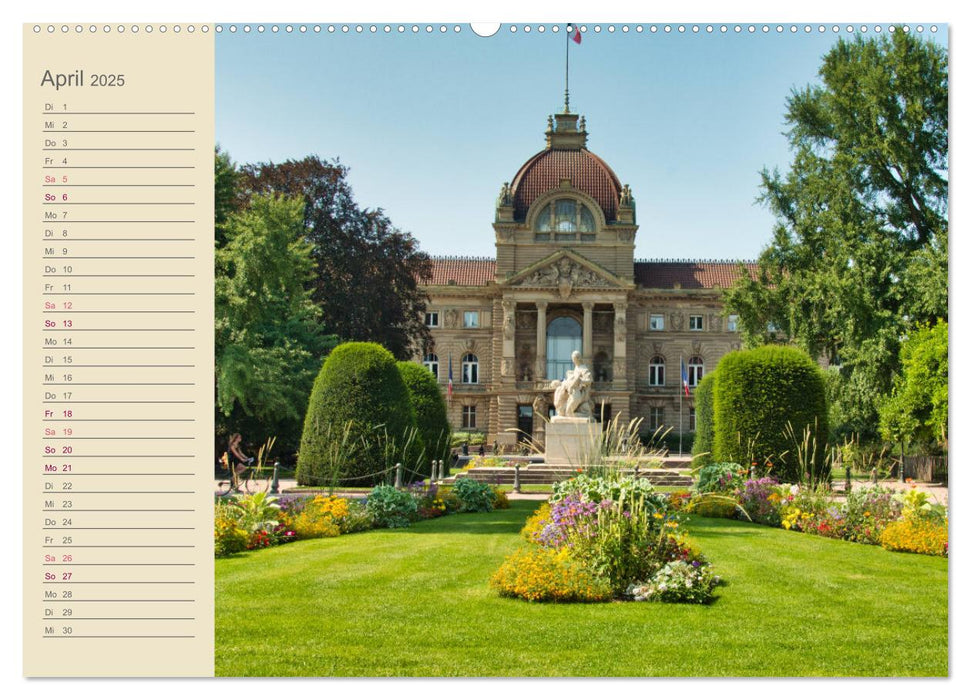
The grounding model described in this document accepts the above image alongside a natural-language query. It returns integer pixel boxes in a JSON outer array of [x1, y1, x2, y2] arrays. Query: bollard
[[634, 465, 640, 479], [871, 467, 878, 485], [513, 464, 521, 494], [844, 465, 851, 494], [270, 461, 280, 495], [434, 460, 441, 483], [394, 462, 403, 489]]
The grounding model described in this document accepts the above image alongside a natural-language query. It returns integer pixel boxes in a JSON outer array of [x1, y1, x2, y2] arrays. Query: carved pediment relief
[[507, 251, 625, 299]]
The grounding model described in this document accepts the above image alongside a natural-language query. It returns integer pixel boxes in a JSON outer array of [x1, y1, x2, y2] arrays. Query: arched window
[[461, 353, 479, 384], [535, 199, 596, 237], [687, 356, 705, 387], [649, 356, 666, 386], [546, 316, 582, 380], [422, 353, 439, 379]]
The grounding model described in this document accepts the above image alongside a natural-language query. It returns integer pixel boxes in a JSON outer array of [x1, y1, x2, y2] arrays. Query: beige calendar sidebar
[[23, 25, 214, 676]]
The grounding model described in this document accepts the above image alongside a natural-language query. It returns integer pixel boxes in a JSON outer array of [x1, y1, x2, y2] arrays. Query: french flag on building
[[681, 358, 690, 396], [447, 355, 453, 402]]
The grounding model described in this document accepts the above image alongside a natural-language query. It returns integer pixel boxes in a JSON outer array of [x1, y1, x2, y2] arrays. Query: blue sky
[[215, 23, 947, 262]]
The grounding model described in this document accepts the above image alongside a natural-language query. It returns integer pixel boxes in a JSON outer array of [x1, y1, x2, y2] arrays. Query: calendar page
[[18, 8, 954, 686]]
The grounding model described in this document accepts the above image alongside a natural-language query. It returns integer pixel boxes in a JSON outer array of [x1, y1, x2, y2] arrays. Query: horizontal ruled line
[[43, 148, 196, 151], [43, 184, 196, 187], [42, 311, 195, 314], [43, 618, 196, 621], [42, 562, 194, 565], [43, 546, 195, 549], [43, 401, 196, 404], [40, 456, 194, 458], [38, 473, 195, 476], [43, 636, 197, 639], [46, 238, 195, 242], [50, 581, 195, 583], [43, 111, 196, 115], [43, 203, 195, 206], [42, 436, 195, 439], [43, 382, 195, 385], [43, 364, 195, 368], [40, 599, 195, 603], [39, 346, 196, 349], [39, 220, 195, 224], [43, 166, 196, 169], [43, 528, 195, 530], [43, 275, 195, 278], [43, 510, 194, 513], [43, 130, 196, 133]]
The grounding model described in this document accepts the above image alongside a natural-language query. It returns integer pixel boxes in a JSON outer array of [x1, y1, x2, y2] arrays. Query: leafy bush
[[696, 462, 745, 493], [365, 485, 418, 528], [712, 346, 828, 483], [687, 494, 738, 519], [692, 371, 717, 467], [879, 519, 948, 557], [550, 473, 667, 513], [341, 500, 374, 533], [229, 491, 281, 532], [493, 489, 510, 510], [452, 478, 496, 513], [489, 547, 613, 603], [214, 503, 249, 557], [397, 361, 452, 473], [297, 342, 416, 487], [628, 560, 721, 604]]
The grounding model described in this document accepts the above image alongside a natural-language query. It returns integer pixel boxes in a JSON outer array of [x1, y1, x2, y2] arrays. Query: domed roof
[[510, 147, 623, 223]]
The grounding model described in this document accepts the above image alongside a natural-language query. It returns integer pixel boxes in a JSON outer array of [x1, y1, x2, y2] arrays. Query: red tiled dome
[[510, 148, 622, 223]]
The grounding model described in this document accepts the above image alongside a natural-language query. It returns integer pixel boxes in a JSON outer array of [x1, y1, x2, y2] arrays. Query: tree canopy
[[724, 30, 948, 441], [237, 156, 433, 360], [215, 190, 336, 454]]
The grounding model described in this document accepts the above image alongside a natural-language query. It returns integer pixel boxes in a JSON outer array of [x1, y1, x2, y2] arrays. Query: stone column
[[501, 298, 516, 381], [535, 301, 547, 380], [613, 301, 628, 390], [582, 302, 594, 362]]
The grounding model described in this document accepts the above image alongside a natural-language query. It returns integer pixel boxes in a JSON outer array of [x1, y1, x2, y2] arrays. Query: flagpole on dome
[[565, 22, 581, 113]]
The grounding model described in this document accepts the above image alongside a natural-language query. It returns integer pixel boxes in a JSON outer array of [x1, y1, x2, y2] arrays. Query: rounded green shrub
[[397, 361, 452, 477], [712, 346, 828, 483], [296, 342, 416, 487], [452, 478, 496, 513], [692, 372, 717, 467], [365, 485, 418, 528], [688, 494, 739, 519]]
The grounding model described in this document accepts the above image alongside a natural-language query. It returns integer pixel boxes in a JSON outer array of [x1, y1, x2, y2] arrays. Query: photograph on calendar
[[209, 23, 948, 677]]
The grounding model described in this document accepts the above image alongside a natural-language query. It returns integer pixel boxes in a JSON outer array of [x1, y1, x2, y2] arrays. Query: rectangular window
[[689, 315, 704, 331], [689, 407, 696, 432], [649, 314, 664, 331], [463, 311, 479, 328], [425, 311, 439, 327], [727, 314, 738, 332], [648, 363, 665, 387], [649, 407, 665, 431], [462, 405, 476, 429]]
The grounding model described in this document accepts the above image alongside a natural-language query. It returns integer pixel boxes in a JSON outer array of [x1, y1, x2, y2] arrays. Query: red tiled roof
[[634, 261, 758, 290], [510, 149, 622, 222], [426, 257, 496, 286], [425, 258, 757, 290]]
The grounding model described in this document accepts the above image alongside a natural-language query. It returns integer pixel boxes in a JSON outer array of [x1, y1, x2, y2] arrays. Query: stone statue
[[550, 350, 594, 420]]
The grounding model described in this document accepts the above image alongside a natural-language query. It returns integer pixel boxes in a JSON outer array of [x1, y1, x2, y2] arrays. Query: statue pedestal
[[545, 417, 599, 466]]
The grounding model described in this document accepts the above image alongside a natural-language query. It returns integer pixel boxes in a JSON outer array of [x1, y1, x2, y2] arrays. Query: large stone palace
[[417, 108, 756, 451]]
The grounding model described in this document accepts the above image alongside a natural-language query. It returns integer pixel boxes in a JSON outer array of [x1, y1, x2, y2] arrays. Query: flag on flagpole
[[571, 23, 582, 44], [447, 355, 454, 403], [681, 357, 690, 396]]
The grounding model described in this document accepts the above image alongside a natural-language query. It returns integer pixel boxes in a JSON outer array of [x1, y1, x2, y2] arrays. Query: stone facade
[[417, 110, 755, 450]]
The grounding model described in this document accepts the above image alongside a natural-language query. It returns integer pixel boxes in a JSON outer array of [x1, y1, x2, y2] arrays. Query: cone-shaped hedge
[[296, 342, 416, 487], [691, 371, 717, 468], [712, 346, 828, 483], [397, 362, 452, 477]]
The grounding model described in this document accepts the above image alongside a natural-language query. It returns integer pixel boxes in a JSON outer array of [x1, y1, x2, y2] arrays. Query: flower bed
[[214, 480, 508, 558], [687, 471, 947, 557], [491, 475, 722, 604]]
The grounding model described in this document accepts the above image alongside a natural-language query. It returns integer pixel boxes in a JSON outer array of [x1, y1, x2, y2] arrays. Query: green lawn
[[215, 501, 948, 677]]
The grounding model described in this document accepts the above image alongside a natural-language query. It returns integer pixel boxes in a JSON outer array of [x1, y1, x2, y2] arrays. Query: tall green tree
[[724, 30, 948, 440], [215, 192, 336, 454], [879, 321, 948, 451], [237, 156, 433, 359]]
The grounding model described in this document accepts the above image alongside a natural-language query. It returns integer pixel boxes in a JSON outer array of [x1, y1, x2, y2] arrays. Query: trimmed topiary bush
[[692, 372, 717, 467], [712, 346, 828, 483], [296, 342, 416, 487], [397, 361, 452, 477]]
